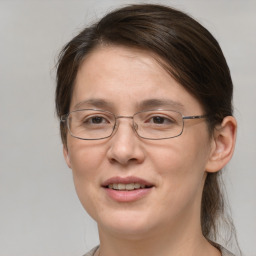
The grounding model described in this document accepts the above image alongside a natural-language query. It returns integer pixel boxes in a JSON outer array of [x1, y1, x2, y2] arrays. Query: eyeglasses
[[61, 109, 207, 140]]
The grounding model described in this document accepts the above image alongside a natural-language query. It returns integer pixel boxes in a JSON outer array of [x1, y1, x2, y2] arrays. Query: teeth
[[125, 184, 134, 190], [118, 184, 125, 190], [134, 183, 141, 189], [108, 183, 147, 190]]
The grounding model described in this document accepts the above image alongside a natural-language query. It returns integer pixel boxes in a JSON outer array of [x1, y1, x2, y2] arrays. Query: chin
[[96, 208, 160, 239]]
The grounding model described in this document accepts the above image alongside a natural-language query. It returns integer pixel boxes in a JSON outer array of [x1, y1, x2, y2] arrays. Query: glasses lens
[[68, 110, 115, 140], [134, 110, 183, 139]]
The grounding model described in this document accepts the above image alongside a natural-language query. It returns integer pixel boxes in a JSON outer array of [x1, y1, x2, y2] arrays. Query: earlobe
[[206, 116, 237, 173], [63, 145, 72, 168]]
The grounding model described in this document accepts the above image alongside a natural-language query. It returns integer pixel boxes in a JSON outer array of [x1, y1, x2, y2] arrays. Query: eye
[[90, 116, 107, 124], [152, 116, 167, 124], [84, 115, 109, 125], [148, 115, 175, 125]]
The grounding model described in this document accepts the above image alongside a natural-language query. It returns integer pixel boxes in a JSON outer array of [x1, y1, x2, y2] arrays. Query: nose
[[106, 118, 145, 166]]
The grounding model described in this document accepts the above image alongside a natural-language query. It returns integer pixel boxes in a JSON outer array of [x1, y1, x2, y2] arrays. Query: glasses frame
[[61, 109, 208, 141]]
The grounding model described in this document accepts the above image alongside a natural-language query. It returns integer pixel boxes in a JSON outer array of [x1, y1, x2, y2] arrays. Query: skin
[[63, 46, 237, 256]]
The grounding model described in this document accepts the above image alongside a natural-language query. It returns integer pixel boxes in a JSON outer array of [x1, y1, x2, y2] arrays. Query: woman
[[56, 4, 239, 256]]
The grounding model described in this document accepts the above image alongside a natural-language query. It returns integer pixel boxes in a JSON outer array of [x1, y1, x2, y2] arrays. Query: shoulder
[[82, 246, 99, 256]]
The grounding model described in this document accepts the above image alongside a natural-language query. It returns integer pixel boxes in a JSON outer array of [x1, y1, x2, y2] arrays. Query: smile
[[102, 176, 154, 202], [107, 183, 151, 190]]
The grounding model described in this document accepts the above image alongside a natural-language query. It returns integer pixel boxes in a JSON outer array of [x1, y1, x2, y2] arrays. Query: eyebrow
[[138, 98, 185, 111], [74, 98, 184, 111], [74, 98, 114, 110]]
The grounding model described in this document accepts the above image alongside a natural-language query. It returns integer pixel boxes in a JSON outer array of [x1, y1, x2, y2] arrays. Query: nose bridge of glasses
[[116, 115, 133, 120], [115, 115, 138, 132]]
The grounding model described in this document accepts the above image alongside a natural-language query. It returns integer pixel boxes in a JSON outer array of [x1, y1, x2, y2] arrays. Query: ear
[[206, 116, 237, 173], [63, 145, 71, 169]]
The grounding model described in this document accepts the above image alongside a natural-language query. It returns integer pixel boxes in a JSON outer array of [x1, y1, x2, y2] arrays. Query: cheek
[[150, 139, 208, 173], [67, 140, 105, 191], [150, 144, 209, 220], [68, 140, 106, 178], [67, 140, 107, 217], [149, 131, 211, 193]]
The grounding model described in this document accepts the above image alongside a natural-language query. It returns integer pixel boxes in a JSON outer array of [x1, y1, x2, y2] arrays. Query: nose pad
[[114, 119, 136, 137], [111, 122, 118, 137], [133, 122, 139, 135], [109, 119, 131, 139], [112, 116, 135, 135], [107, 118, 145, 165]]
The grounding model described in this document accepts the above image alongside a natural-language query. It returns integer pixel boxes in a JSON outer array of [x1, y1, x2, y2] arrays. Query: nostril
[[109, 157, 138, 166]]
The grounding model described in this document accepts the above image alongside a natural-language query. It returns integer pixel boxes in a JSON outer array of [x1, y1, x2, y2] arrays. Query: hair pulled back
[[56, 4, 234, 244]]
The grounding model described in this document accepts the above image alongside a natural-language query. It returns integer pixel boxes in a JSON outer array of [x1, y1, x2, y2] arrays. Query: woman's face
[[64, 46, 215, 239]]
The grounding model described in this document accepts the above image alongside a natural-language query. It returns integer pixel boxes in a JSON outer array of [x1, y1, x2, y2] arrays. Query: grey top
[[83, 246, 98, 256], [83, 245, 235, 256], [221, 246, 236, 256]]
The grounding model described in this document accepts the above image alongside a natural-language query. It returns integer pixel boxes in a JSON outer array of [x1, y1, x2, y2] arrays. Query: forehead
[[71, 46, 202, 114]]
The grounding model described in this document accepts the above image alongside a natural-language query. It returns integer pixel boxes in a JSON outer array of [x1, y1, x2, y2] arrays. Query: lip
[[102, 176, 154, 187], [102, 176, 154, 202]]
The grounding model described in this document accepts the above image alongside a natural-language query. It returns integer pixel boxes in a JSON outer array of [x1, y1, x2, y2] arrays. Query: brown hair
[[56, 4, 236, 246]]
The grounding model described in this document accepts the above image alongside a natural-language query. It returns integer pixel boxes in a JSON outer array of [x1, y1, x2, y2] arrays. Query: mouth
[[106, 183, 152, 191], [102, 176, 154, 202]]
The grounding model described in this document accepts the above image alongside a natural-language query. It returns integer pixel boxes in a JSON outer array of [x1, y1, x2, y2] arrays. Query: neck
[[97, 221, 220, 256]]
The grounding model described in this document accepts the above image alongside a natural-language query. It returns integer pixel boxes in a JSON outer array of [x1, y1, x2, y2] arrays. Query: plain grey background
[[0, 0, 255, 255]]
